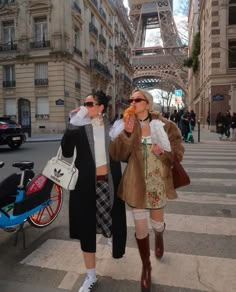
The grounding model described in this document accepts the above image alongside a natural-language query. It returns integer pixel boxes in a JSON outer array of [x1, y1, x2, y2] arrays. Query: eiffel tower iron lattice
[[129, 0, 188, 99]]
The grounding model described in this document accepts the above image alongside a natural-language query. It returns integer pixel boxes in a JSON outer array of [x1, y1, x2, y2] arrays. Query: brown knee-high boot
[[154, 223, 166, 259], [135, 234, 152, 292]]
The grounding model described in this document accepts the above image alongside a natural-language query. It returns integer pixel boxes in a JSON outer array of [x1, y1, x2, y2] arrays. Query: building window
[[35, 63, 48, 85], [5, 98, 16, 118], [90, 43, 96, 59], [31, 17, 49, 48], [1, 21, 17, 51], [74, 28, 82, 57], [36, 96, 49, 118], [229, 0, 236, 25], [3, 65, 15, 87], [229, 40, 236, 68], [75, 68, 81, 89]]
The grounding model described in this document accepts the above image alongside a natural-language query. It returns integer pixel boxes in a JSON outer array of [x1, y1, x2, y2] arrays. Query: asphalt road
[[0, 140, 236, 292]]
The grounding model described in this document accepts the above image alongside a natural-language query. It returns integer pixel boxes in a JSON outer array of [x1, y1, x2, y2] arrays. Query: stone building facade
[[188, 0, 236, 130], [0, 0, 133, 134]]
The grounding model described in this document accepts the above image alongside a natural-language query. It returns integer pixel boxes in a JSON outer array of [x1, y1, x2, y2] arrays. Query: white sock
[[87, 268, 96, 280], [151, 219, 165, 232]]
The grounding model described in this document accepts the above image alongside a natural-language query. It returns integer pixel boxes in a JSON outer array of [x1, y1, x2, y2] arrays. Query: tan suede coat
[[109, 113, 185, 208]]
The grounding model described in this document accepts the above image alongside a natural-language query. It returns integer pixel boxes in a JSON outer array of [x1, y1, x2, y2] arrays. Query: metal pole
[[198, 120, 200, 142]]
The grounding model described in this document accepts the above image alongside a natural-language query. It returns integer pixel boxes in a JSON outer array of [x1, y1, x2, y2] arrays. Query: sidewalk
[[25, 126, 234, 143], [192, 126, 236, 143], [26, 133, 63, 143]]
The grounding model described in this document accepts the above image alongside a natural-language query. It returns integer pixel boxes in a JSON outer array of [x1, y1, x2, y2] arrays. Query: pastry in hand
[[123, 106, 135, 122]]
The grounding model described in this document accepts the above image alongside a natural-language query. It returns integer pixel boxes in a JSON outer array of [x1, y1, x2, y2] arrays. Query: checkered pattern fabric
[[96, 180, 112, 238]]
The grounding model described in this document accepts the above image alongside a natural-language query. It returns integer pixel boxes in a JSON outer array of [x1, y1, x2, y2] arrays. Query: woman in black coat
[[61, 91, 127, 292]]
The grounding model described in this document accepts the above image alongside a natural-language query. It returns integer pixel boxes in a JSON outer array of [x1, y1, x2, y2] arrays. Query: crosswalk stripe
[[190, 177, 236, 186], [125, 210, 236, 236], [183, 160, 236, 165], [21, 239, 236, 292], [184, 156, 235, 159], [176, 191, 236, 205], [185, 167, 236, 173]]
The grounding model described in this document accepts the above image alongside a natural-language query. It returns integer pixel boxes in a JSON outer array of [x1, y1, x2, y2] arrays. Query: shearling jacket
[[109, 112, 184, 209]]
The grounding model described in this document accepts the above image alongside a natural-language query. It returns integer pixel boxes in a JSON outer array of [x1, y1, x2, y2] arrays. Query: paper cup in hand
[[70, 106, 88, 125], [76, 106, 88, 119]]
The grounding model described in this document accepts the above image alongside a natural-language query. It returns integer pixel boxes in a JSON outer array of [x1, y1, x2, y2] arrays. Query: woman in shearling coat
[[109, 89, 184, 292], [61, 91, 126, 292]]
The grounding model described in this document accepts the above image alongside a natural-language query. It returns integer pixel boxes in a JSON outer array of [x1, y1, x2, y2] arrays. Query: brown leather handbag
[[172, 160, 190, 189]]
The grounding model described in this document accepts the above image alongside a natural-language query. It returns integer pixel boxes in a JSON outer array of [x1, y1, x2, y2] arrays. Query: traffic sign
[[175, 89, 182, 97]]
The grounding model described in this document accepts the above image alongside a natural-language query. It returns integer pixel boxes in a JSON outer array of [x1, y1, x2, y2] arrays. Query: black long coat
[[61, 117, 127, 258]]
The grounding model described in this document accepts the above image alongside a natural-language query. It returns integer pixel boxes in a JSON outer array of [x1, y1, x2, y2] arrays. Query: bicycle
[[0, 161, 63, 248]]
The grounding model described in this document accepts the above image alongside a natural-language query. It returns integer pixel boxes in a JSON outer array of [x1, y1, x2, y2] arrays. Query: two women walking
[[61, 89, 184, 292]]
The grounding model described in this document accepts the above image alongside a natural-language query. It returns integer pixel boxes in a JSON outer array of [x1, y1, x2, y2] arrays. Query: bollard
[[198, 120, 200, 142]]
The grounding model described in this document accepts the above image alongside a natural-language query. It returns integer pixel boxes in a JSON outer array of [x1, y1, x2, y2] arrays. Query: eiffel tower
[[129, 0, 188, 101]]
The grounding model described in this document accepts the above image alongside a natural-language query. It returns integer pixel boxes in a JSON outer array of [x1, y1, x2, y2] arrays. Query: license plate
[[12, 137, 21, 141]]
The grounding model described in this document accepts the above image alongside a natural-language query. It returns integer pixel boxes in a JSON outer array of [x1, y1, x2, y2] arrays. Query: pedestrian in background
[[224, 111, 231, 139], [230, 112, 236, 141], [109, 89, 184, 292], [216, 112, 225, 140], [61, 90, 127, 292]]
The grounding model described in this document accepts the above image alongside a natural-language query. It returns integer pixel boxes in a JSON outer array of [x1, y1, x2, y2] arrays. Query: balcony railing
[[30, 40, 50, 49], [99, 7, 107, 21], [90, 59, 112, 79], [3, 80, 16, 88], [99, 34, 106, 47], [73, 1, 81, 14], [0, 41, 17, 51], [35, 79, 48, 86], [89, 23, 98, 37], [75, 81, 81, 89], [74, 47, 83, 57]]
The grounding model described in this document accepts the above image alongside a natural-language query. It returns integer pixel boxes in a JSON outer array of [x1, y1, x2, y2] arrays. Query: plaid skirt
[[96, 180, 112, 238]]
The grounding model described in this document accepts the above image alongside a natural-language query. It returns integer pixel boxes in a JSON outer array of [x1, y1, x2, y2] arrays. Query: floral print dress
[[141, 136, 167, 209]]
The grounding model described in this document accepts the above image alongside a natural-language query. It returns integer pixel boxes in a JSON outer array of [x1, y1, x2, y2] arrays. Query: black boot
[[135, 234, 152, 292]]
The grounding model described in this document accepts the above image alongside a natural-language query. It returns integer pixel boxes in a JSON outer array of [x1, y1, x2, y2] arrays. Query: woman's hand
[[152, 144, 164, 155], [70, 107, 80, 114], [124, 115, 135, 133]]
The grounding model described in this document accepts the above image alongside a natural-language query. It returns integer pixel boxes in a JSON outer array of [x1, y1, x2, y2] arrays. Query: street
[[0, 140, 236, 292]]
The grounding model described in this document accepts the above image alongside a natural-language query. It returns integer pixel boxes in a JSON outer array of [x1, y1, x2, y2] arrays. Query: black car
[[0, 117, 26, 149]]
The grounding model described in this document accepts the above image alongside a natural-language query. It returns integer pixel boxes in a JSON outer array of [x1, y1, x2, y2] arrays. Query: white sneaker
[[79, 276, 97, 292]]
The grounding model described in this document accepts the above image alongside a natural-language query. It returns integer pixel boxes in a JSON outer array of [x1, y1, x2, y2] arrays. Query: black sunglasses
[[128, 98, 147, 104], [84, 102, 99, 107]]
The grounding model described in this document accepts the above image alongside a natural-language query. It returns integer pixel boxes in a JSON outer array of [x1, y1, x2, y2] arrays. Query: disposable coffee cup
[[70, 106, 88, 125], [76, 106, 88, 119]]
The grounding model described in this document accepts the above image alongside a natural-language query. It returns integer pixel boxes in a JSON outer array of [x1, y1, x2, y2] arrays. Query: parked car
[[0, 117, 26, 149]]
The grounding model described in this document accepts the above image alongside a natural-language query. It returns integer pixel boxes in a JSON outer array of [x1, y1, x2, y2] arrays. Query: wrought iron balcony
[[74, 47, 82, 57], [99, 34, 106, 47], [73, 1, 81, 14], [0, 41, 17, 51], [35, 79, 48, 86], [3, 80, 16, 88], [75, 81, 81, 89], [89, 23, 98, 38], [30, 40, 50, 49], [99, 7, 107, 21], [90, 59, 112, 79]]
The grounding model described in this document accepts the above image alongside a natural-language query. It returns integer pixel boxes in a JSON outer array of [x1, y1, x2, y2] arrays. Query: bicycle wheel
[[27, 183, 63, 228]]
